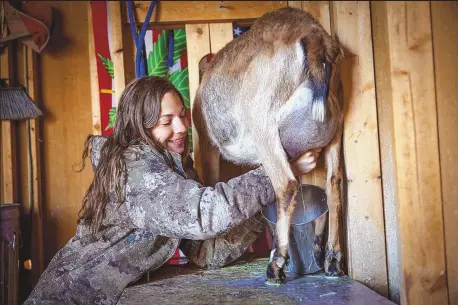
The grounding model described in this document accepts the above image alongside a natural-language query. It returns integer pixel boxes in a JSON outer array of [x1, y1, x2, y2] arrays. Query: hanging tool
[[0, 86, 43, 120], [127, 0, 157, 78], [0, 1, 53, 53]]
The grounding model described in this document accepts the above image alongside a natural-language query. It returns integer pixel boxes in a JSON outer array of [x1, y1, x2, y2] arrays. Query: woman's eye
[[162, 121, 171, 126]]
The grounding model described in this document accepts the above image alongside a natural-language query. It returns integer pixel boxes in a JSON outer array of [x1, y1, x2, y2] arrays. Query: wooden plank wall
[[6, 1, 95, 275], [2, 2, 457, 305], [431, 2, 458, 304], [333, 1, 388, 296], [371, 2, 451, 304]]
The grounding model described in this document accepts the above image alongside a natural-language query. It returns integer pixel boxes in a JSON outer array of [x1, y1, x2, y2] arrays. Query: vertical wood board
[[88, 2, 102, 135], [370, 1, 400, 302], [431, 2, 458, 304], [333, 1, 388, 296], [185, 24, 211, 178], [1, 45, 16, 204], [386, 2, 448, 304], [107, 1, 126, 104]]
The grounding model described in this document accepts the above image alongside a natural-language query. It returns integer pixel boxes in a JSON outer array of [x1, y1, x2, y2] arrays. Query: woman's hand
[[290, 148, 322, 177]]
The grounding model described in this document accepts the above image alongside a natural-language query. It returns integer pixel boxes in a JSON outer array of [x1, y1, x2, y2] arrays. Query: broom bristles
[[0, 88, 43, 120]]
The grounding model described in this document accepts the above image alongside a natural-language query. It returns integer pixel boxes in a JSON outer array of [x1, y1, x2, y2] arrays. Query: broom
[[0, 79, 43, 120]]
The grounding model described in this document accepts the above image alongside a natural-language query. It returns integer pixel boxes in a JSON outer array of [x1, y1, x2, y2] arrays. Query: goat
[[192, 7, 345, 283]]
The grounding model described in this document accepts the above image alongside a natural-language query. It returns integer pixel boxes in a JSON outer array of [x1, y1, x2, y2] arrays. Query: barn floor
[[119, 256, 395, 305]]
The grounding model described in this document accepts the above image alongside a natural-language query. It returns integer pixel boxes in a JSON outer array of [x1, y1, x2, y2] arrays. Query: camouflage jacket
[[24, 136, 275, 305]]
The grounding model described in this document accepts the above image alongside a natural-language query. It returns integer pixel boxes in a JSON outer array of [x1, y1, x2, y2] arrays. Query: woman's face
[[150, 91, 189, 154]]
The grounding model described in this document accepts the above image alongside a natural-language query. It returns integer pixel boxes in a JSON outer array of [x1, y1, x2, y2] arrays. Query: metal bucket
[[261, 184, 328, 276], [1, 203, 21, 305]]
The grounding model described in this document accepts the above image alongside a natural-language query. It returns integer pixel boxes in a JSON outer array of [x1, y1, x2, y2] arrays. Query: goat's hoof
[[265, 261, 286, 285], [324, 248, 344, 277]]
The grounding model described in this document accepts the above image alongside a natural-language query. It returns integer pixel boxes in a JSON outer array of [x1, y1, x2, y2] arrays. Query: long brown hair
[[76, 76, 189, 233]]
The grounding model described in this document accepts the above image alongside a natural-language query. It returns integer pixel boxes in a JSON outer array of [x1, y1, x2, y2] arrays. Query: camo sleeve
[[125, 154, 276, 241]]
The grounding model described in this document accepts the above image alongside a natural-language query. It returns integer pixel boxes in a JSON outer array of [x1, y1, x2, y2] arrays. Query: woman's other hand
[[290, 148, 322, 176]]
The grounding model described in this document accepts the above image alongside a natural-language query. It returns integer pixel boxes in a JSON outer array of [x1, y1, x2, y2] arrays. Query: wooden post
[[88, 2, 102, 135], [431, 2, 458, 304], [371, 1, 401, 301], [25, 46, 44, 278], [185, 24, 211, 179], [1, 44, 17, 204], [107, 1, 126, 104], [333, 1, 388, 296], [208, 23, 233, 54], [374, 2, 448, 304]]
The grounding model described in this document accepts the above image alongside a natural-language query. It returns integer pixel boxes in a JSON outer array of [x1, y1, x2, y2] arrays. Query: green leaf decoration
[[105, 107, 117, 131], [97, 53, 114, 79], [147, 30, 169, 77], [169, 68, 190, 108], [172, 29, 187, 63]]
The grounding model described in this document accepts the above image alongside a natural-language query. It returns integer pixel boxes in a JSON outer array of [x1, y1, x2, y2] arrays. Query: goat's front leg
[[324, 129, 344, 276], [252, 126, 299, 284], [266, 178, 299, 285]]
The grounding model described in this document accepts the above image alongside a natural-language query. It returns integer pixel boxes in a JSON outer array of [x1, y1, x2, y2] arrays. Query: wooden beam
[[431, 2, 458, 304], [108, 1, 126, 104], [381, 2, 448, 304], [1, 44, 17, 204], [25, 45, 44, 279], [88, 2, 102, 135], [333, 1, 388, 296], [125, 1, 287, 25], [185, 24, 211, 179]]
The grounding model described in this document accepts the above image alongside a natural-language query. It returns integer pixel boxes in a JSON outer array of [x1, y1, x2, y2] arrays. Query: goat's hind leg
[[324, 129, 344, 276]]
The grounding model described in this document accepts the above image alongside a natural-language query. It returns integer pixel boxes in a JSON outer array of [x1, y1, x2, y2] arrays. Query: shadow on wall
[[44, 7, 72, 56]]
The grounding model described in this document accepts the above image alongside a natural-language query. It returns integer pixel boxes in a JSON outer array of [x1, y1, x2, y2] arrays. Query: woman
[[24, 76, 321, 304]]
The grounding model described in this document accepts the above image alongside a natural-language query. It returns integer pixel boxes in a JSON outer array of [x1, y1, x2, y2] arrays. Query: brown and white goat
[[192, 7, 345, 283]]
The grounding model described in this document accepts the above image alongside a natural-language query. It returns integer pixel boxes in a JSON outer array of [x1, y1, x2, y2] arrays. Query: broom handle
[[24, 46, 35, 266]]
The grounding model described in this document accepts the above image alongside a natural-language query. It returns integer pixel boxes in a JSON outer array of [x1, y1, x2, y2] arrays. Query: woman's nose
[[173, 117, 189, 134]]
